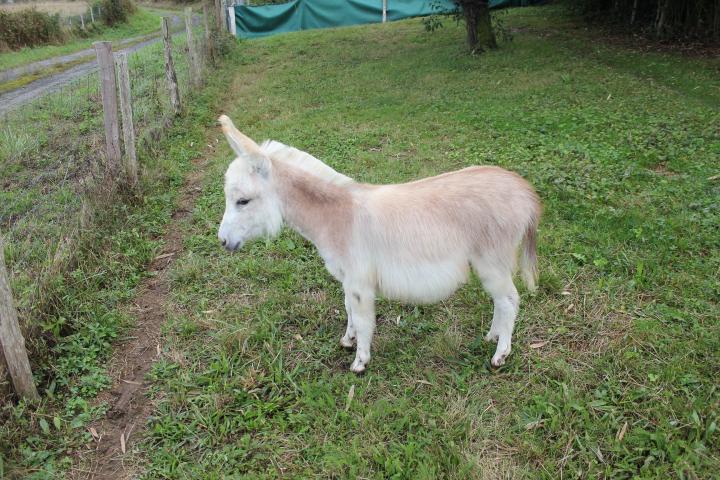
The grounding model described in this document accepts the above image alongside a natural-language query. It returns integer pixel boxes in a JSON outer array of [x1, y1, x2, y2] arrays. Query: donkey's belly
[[375, 257, 470, 304]]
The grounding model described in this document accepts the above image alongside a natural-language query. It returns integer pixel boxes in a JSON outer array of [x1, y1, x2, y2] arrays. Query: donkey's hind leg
[[340, 291, 356, 348], [472, 256, 520, 367]]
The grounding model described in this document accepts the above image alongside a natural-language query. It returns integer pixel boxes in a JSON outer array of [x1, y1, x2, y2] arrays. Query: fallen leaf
[[593, 445, 605, 463], [561, 291, 572, 296], [156, 344, 161, 356], [565, 303, 575, 313], [708, 174, 720, 181], [530, 341, 548, 349], [616, 421, 628, 442], [345, 384, 355, 412], [121, 379, 142, 385], [525, 420, 544, 430], [89, 427, 100, 440], [154, 252, 175, 260], [120, 433, 126, 454], [416, 379, 432, 385], [293, 334, 303, 341]]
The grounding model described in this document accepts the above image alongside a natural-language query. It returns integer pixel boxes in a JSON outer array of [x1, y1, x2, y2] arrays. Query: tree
[[457, 0, 497, 51], [424, 0, 499, 52]]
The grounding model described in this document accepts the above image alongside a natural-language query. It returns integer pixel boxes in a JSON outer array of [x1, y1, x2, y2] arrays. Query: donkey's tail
[[520, 218, 539, 292]]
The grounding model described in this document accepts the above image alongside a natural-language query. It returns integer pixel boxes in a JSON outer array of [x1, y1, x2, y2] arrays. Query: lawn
[[0, 8, 163, 72], [134, 6, 720, 479], [3, 4, 720, 479]]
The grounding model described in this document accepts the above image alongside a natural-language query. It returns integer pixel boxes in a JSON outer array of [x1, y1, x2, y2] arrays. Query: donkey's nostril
[[221, 239, 227, 247]]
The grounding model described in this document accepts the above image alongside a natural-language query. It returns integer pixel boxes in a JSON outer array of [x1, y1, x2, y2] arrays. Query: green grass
[[0, 8, 162, 72], [2, 5, 719, 478], [133, 6, 718, 479], [0, 30, 224, 478]]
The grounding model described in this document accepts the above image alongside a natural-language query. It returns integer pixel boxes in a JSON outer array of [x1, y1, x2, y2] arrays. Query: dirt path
[[69, 157, 207, 479], [0, 14, 197, 115], [0, 34, 155, 84]]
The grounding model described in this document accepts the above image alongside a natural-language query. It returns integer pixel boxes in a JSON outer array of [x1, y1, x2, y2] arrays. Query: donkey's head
[[217, 115, 283, 251]]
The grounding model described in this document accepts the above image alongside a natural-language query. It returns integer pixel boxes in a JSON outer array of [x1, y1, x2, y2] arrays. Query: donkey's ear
[[219, 115, 269, 174]]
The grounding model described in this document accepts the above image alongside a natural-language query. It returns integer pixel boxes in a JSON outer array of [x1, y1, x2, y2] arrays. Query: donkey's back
[[354, 166, 540, 303]]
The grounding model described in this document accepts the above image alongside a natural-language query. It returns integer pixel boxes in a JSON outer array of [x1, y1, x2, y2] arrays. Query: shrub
[[100, 0, 137, 27], [0, 8, 65, 51]]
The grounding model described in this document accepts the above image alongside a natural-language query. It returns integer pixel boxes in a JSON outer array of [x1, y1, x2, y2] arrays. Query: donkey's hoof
[[491, 351, 508, 367], [350, 358, 366, 374], [340, 335, 355, 349]]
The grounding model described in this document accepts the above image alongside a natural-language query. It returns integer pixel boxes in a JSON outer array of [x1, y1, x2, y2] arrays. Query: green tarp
[[233, 0, 527, 39]]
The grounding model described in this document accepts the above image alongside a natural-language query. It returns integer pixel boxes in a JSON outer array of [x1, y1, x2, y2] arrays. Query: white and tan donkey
[[217, 115, 541, 373]]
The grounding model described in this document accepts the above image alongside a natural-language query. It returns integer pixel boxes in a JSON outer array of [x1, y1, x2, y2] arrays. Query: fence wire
[[0, 20, 213, 314]]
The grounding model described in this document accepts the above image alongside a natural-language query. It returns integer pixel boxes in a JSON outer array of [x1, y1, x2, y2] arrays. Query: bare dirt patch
[[69, 159, 207, 480]]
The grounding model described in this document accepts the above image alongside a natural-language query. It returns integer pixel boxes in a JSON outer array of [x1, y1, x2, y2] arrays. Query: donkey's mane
[[261, 140, 354, 186]]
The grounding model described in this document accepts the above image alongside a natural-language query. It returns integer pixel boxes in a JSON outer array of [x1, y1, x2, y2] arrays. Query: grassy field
[[0, 1, 89, 15], [140, 7, 719, 479], [3, 4, 720, 479], [0, 8, 162, 71], [0, 29, 212, 478]]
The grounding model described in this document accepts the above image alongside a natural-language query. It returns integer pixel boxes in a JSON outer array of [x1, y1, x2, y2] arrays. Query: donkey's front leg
[[340, 291, 356, 348], [345, 286, 376, 373]]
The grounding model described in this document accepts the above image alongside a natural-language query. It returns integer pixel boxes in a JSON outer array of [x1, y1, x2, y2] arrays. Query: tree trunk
[[462, 1, 496, 52], [656, 0, 670, 37]]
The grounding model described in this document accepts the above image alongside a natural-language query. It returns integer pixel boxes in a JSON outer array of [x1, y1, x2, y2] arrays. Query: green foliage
[[0, 34, 238, 478], [0, 8, 163, 71], [137, 7, 719, 479], [571, 0, 720, 40], [100, 0, 137, 27], [0, 9, 65, 51]]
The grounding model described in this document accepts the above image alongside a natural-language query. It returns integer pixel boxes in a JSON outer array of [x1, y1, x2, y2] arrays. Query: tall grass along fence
[[0, 4, 104, 51], [0, 4, 229, 401]]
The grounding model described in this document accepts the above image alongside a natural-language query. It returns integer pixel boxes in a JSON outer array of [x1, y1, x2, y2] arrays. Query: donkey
[[217, 115, 541, 373]]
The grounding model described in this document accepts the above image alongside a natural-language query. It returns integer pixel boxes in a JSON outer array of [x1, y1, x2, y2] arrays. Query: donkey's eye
[[236, 199, 251, 206]]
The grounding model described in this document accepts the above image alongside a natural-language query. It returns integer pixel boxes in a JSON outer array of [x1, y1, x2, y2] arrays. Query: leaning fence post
[[0, 235, 39, 401], [94, 41, 122, 175], [80, 13, 85, 30], [115, 52, 138, 188], [162, 17, 182, 116], [185, 7, 201, 88]]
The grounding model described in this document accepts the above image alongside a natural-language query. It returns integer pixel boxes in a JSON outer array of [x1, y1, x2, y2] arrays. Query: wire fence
[[0, 5, 226, 398], [63, 4, 102, 29]]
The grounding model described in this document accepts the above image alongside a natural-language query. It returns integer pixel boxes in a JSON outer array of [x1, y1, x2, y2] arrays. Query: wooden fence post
[[80, 13, 85, 30], [220, 0, 228, 34], [0, 235, 39, 401], [185, 7, 201, 88], [214, 0, 222, 31], [94, 41, 122, 176], [203, 4, 215, 65], [114, 52, 138, 188], [162, 17, 182, 116]]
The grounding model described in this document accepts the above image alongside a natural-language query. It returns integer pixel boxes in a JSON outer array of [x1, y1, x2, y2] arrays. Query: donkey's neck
[[272, 160, 354, 257]]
